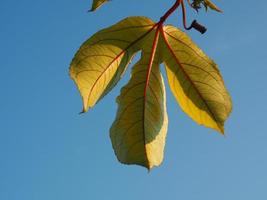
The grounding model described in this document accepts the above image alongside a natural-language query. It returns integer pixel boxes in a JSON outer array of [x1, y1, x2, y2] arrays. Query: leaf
[[161, 25, 231, 133], [69, 17, 155, 112], [190, 0, 222, 12], [70, 16, 232, 169], [90, 0, 109, 11], [110, 29, 168, 170], [204, 0, 222, 12]]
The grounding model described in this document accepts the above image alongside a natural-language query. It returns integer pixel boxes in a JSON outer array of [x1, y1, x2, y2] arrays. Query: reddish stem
[[158, 0, 182, 26], [181, 0, 190, 29], [142, 28, 160, 169], [144, 28, 160, 99], [157, 0, 207, 34]]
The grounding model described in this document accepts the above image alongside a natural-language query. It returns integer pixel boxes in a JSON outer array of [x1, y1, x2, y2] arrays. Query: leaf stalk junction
[[146, 0, 207, 96], [158, 0, 207, 33]]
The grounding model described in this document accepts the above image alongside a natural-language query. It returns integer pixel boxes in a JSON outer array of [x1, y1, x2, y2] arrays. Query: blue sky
[[1, 0, 267, 199]]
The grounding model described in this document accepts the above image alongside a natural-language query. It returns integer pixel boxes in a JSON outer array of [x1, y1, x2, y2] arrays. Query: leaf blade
[[70, 17, 155, 112], [204, 0, 222, 12], [90, 0, 109, 11], [110, 29, 168, 169], [161, 25, 232, 133]]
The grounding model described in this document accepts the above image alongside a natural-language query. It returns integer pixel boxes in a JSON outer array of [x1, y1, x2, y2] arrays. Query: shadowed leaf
[[90, 0, 109, 11], [110, 30, 168, 169]]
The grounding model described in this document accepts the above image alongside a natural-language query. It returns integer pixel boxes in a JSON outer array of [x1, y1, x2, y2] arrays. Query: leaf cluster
[[70, 0, 232, 170]]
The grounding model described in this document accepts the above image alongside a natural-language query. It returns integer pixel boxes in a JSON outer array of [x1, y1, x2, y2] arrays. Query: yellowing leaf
[[70, 16, 232, 169], [204, 0, 222, 12], [110, 30, 168, 169], [161, 25, 232, 133], [90, 0, 109, 11], [69, 17, 155, 112]]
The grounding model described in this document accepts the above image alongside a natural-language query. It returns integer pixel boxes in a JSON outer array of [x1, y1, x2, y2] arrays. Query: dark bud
[[190, 20, 207, 34]]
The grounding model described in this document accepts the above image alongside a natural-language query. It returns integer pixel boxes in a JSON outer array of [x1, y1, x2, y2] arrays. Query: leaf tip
[[217, 124, 225, 135], [143, 163, 155, 172], [79, 110, 86, 115]]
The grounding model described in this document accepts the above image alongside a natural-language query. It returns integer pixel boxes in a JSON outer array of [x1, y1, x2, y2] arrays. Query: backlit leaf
[[204, 0, 222, 12], [161, 25, 232, 133], [70, 16, 232, 169], [190, 0, 222, 12], [110, 30, 168, 169], [70, 17, 155, 112]]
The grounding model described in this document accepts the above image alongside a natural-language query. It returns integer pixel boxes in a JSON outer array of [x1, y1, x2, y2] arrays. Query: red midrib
[[83, 24, 158, 112], [160, 26, 222, 132], [142, 26, 160, 169]]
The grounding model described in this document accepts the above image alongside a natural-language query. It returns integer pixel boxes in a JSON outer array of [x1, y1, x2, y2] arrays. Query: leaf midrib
[[142, 27, 160, 169], [85, 24, 158, 110], [161, 27, 223, 132]]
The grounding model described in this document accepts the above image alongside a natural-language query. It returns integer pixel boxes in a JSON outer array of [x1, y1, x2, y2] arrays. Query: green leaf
[[110, 29, 168, 170], [161, 25, 231, 133], [204, 0, 222, 12], [90, 0, 109, 11], [190, 0, 222, 12], [69, 17, 155, 112], [70, 16, 232, 169]]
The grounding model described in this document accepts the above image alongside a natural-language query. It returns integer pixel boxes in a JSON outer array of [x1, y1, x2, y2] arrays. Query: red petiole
[[156, 0, 207, 34]]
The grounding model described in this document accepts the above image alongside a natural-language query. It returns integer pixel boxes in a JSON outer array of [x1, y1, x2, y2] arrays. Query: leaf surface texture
[[70, 16, 232, 169]]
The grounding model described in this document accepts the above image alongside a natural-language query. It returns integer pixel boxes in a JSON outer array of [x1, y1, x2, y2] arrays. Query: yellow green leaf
[[69, 17, 155, 112], [161, 25, 232, 133], [70, 16, 232, 169], [90, 0, 109, 11], [110, 29, 168, 169], [204, 0, 222, 12]]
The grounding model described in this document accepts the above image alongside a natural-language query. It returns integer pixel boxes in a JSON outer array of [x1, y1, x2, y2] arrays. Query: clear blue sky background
[[1, 0, 267, 199]]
